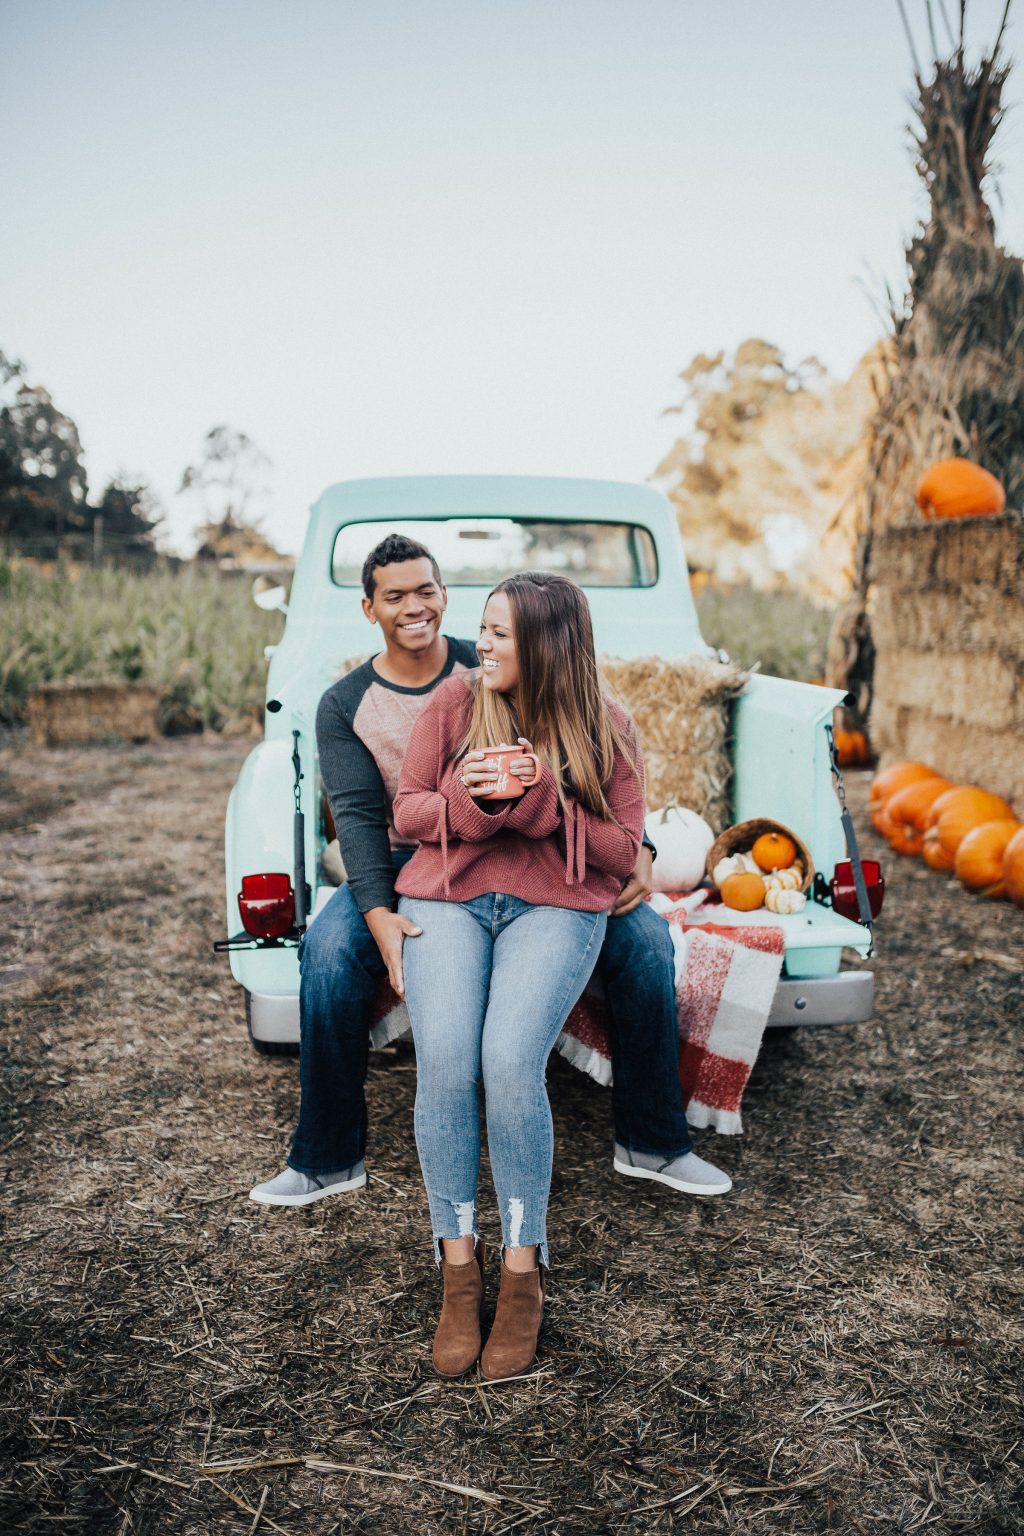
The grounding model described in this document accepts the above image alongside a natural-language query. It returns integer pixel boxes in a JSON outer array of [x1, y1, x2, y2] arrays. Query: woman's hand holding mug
[[460, 738, 539, 800]]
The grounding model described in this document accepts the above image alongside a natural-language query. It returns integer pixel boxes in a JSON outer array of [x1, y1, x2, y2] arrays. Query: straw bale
[[598, 654, 749, 830], [868, 526, 940, 592], [871, 585, 1024, 663], [869, 517, 1024, 596], [872, 649, 1019, 730], [871, 700, 1024, 807], [26, 681, 159, 746], [929, 517, 1023, 595]]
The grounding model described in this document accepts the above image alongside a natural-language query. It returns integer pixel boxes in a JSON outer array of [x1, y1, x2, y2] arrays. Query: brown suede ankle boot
[[432, 1240, 485, 1378], [480, 1259, 545, 1381]]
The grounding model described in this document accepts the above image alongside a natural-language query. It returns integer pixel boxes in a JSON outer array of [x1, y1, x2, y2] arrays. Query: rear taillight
[[238, 873, 295, 939], [830, 859, 885, 922]]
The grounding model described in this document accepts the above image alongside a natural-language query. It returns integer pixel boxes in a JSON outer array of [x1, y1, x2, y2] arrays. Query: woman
[[392, 571, 645, 1380]]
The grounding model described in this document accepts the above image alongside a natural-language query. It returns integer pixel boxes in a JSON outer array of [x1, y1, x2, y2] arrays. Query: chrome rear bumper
[[766, 969, 874, 1028]]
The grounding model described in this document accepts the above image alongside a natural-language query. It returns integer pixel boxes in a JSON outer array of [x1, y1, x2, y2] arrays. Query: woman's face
[[476, 591, 519, 693]]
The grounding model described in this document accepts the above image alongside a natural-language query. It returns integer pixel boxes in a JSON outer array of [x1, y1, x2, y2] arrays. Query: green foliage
[[0, 350, 90, 558], [696, 584, 833, 682], [0, 563, 283, 730]]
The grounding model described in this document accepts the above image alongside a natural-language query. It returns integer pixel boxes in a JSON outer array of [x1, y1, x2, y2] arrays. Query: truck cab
[[223, 475, 874, 1049]]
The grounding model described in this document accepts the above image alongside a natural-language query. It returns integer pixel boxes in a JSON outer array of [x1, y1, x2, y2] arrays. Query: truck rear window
[[331, 518, 658, 588]]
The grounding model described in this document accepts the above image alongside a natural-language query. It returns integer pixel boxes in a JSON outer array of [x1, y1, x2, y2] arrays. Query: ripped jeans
[[398, 893, 607, 1269]]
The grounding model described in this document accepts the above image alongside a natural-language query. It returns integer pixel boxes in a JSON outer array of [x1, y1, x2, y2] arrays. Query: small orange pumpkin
[[954, 819, 1021, 898], [932, 787, 1017, 858], [751, 832, 797, 873], [720, 872, 767, 911], [1003, 826, 1024, 908], [834, 728, 871, 768], [915, 457, 1006, 520]]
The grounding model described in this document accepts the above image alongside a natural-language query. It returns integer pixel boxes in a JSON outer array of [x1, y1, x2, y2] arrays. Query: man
[[250, 534, 731, 1205]]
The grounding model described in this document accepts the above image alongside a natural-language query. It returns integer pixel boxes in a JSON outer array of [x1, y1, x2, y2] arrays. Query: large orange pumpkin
[[886, 778, 954, 835], [922, 835, 955, 872], [889, 822, 925, 857], [931, 787, 1017, 857], [869, 762, 941, 811], [915, 457, 1006, 520], [1003, 827, 1024, 908], [954, 820, 1021, 898], [886, 783, 949, 856]]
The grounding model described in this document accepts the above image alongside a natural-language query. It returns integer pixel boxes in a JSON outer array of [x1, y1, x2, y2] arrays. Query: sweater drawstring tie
[[564, 802, 586, 886], [439, 804, 451, 899]]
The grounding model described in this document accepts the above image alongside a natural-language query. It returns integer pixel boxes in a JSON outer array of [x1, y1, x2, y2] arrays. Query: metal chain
[[824, 724, 849, 813], [824, 723, 875, 953], [291, 729, 303, 814]]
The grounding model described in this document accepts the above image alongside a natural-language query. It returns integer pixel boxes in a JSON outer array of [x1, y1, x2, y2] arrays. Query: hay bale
[[872, 649, 1019, 731], [872, 700, 1024, 808], [871, 586, 1024, 664], [870, 518, 1024, 596], [27, 682, 160, 747], [598, 654, 750, 830]]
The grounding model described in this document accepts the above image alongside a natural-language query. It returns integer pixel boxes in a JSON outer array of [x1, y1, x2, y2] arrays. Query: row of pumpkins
[[870, 763, 1024, 905]]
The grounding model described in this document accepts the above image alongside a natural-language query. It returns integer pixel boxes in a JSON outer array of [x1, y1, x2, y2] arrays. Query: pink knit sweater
[[393, 675, 646, 912]]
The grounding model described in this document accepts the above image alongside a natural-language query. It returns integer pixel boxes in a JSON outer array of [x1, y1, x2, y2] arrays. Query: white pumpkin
[[712, 851, 761, 887], [764, 886, 807, 915], [764, 866, 802, 892], [645, 805, 715, 893]]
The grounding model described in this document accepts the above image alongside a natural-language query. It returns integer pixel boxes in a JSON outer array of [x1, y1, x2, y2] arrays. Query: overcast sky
[[4, 0, 1022, 554]]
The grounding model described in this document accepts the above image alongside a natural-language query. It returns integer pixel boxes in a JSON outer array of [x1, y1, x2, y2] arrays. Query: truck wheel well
[[245, 989, 299, 1058]]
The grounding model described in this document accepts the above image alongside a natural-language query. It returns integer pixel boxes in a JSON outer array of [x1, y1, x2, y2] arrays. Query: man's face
[[362, 557, 447, 655]]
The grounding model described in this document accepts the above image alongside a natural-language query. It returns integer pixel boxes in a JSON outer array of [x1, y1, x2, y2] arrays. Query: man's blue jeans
[[399, 893, 606, 1267], [287, 853, 693, 1177]]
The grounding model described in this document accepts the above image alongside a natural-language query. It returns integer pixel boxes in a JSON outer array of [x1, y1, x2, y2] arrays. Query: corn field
[[0, 562, 831, 732], [0, 562, 283, 732]]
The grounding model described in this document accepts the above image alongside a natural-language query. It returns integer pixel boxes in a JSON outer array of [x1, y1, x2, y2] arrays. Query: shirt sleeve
[[316, 688, 396, 914]]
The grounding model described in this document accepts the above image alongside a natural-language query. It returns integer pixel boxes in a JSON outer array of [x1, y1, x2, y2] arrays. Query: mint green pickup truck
[[219, 475, 874, 1052]]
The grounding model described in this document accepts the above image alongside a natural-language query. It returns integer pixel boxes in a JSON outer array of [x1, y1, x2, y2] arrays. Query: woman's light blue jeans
[[398, 893, 607, 1268]]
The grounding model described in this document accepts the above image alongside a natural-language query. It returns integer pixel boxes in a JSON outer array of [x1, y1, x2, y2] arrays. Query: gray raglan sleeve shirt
[[316, 682, 397, 914]]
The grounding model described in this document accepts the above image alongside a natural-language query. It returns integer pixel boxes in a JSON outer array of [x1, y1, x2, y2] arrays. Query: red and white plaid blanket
[[367, 892, 784, 1136], [555, 892, 785, 1134]]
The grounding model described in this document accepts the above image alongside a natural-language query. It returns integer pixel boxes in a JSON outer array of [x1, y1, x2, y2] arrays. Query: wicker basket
[[705, 818, 814, 893]]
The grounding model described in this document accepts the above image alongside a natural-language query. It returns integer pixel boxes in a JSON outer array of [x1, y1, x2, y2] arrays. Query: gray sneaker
[[249, 1162, 367, 1207], [613, 1142, 732, 1197]]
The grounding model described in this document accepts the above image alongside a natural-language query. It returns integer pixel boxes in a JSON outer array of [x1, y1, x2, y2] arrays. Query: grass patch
[[695, 585, 833, 681]]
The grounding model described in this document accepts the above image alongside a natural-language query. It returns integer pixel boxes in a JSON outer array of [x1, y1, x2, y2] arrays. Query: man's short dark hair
[[361, 534, 442, 599]]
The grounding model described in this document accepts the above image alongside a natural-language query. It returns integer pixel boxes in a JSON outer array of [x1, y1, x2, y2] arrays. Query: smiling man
[[249, 533, 731, 1207]]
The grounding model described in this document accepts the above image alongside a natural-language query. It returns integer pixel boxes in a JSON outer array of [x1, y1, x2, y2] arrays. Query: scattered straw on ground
[[0, 734, 1021, 1534]]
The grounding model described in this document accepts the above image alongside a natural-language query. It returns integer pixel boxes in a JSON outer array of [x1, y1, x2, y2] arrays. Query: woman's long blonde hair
[[461, 572, 637, 820]]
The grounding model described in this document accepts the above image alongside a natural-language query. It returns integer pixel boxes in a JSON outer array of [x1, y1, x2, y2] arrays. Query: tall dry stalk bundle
[[829, 1, 1024, 726]]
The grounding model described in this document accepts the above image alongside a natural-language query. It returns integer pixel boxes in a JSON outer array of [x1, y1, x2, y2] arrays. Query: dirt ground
[[1, 733, 1022, 1536]]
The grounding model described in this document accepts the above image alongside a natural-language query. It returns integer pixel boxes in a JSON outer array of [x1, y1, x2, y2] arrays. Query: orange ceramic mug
[[477, 743, 541, 801]]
